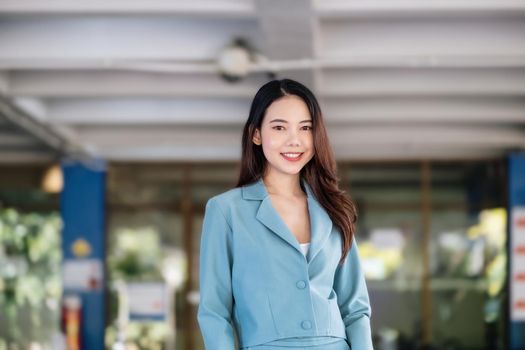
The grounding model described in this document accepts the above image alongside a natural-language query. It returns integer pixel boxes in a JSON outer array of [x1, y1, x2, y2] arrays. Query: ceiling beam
[[0, 0, 255, 16], [0, 16, 261, 63], [6, 68, 525, 97], [315, 0, 525, 17], [323, 96, 525, 123], [319, 17, 525, 58], [45, 97, 251, 125], [321, 67, 525, 96], [254, 0, 318, 88], [6, 71, 265, 97], [73, 125, 525, 149], [37, 96, 525, 125], [254, 0, 315, 60], [0, 96, 88, 156]]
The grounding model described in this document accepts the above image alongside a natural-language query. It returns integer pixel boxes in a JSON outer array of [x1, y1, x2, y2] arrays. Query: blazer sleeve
[[333, 237, 373, 350], [197, 198, 236, 350]]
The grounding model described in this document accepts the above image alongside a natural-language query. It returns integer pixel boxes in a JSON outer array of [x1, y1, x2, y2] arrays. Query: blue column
[[509, 153, 525, 350], [61, 159, 107, 350]]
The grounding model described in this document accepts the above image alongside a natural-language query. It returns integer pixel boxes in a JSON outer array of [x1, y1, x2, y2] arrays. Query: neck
[[262, 172, 304, 197]]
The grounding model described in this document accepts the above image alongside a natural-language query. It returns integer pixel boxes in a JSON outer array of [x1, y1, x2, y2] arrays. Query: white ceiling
[[1, 0, 525, 163]]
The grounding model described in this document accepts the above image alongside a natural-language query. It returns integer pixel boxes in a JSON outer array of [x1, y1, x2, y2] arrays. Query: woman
[[197, 79, 373, 350]]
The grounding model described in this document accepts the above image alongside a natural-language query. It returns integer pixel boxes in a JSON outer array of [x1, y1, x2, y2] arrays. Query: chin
[[282, 165, 306, 175]]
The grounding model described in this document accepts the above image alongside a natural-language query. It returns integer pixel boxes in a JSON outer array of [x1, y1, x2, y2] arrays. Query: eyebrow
[[269, 118, 312, 124]]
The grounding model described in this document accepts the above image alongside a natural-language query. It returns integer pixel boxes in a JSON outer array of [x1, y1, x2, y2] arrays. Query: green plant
[[0, 208, 62, 347]]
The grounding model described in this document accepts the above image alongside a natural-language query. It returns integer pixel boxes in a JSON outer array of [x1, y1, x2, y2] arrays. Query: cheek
[[305, 136, 315, 158], [304, 134, 314, 148], [262, 135, 281, 150]]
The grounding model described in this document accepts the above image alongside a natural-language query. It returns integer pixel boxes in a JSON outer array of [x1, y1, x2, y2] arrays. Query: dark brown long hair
[[236, 79, 358, 263]]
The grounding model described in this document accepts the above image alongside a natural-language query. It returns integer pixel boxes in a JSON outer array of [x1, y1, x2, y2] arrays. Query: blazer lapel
[[256, 196, 301, 252], [242, 177, 333, 261], [304, 182, 333, 263]]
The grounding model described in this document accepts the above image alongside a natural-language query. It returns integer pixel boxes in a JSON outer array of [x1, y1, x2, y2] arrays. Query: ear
[[252, 129, 262, 145]]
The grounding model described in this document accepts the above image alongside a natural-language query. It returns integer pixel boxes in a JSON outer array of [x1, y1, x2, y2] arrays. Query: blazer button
[[296, 280, 306, 289], [301, 320, 312, 330]]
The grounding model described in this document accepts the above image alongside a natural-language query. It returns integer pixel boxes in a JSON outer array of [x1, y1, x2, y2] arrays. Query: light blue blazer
[[197, 178, 373, 349]]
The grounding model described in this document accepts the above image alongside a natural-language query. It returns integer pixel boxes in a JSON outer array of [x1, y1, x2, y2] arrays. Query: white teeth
[[282, 153, 302, 158]]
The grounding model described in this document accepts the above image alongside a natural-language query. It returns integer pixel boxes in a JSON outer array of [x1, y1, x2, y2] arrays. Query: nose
[[286, 129, 301, 146]]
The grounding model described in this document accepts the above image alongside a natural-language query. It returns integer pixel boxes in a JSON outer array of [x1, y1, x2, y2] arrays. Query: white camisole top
[[299, 242, 310, 257]]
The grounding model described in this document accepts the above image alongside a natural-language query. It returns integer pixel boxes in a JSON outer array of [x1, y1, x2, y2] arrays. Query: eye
[[302, 126, 313, 131], [272, 126, 285, 131]]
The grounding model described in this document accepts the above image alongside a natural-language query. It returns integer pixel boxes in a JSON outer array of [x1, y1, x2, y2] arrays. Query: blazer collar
[[241, 177, 333, 263]]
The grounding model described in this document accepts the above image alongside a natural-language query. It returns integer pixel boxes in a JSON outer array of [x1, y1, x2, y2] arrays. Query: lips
[[281, 152, 304, 162]]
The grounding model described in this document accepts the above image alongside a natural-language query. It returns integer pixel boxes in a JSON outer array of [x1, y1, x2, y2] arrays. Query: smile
[[281, 152, 304, 162]]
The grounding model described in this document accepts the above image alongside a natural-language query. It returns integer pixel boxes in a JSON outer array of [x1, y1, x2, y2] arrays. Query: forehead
[[264, 95, 311, 122]]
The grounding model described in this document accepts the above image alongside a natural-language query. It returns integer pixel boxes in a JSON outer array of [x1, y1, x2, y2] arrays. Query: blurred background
[[0, 1, 525, 349]]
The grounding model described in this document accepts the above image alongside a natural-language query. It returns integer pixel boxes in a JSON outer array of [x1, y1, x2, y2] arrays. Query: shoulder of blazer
[[209, 178, 265, 208], [206, 186, 243, 221], [206, 180, 263, 223], [209, 186, 243, 206]]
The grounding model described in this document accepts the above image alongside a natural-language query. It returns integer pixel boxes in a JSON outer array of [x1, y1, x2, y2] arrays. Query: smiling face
[[252, 95, 315, 180]]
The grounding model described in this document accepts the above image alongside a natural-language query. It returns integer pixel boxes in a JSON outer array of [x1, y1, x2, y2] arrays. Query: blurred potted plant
[[106, 227, 186, 350], [0, 208, 62, 349]]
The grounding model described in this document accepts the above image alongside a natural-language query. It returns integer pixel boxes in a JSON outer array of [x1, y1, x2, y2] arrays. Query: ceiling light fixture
[[217, 38, 257, 82]]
